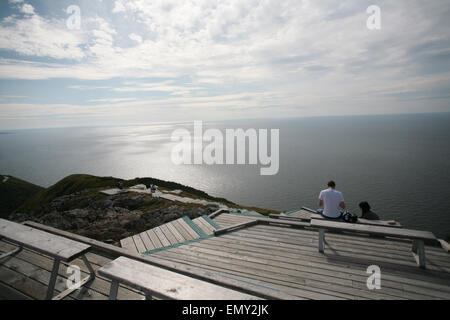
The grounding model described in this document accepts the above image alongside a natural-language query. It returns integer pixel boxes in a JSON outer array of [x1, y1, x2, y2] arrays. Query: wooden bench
[[300, 207, 402, 228], [0, 218, 95, 299], [98, 256, 262, 300], [310, 219, 437, 269]]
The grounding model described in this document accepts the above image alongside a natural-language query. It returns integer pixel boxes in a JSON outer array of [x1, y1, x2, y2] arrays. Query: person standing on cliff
[[317, 181, 345, 219]]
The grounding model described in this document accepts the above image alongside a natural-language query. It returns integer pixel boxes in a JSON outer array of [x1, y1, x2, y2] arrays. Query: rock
[[8, 186, 230, 243]]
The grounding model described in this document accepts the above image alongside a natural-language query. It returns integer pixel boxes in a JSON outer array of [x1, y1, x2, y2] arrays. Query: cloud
[[128, 33, 142, 43], [20, 3, 34, 15], [0, 0, 449, 129], [0, 9, 85, 60]]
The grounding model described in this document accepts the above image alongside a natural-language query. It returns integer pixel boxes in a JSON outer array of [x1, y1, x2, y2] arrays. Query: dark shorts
[[316, 209, 344, 220]]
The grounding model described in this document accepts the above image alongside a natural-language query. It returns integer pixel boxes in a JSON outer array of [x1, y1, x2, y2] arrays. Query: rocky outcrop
[[11, 189, 216, 245]]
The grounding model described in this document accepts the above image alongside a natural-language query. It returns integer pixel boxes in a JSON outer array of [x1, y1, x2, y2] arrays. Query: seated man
[[358, 201, 380, 220], [317, 180, 345, 219]]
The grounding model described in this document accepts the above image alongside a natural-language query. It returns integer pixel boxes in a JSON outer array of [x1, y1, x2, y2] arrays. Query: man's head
[[327, 180, 336, 189]]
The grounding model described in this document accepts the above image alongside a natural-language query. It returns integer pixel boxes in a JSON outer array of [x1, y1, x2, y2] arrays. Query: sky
[[0, 0, 449, 129]]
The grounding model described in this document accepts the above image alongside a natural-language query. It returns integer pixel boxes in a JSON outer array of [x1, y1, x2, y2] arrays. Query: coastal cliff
[[2, 174, 278, 245]]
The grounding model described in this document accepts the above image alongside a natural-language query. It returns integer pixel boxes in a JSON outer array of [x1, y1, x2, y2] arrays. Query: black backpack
[[342, 211, 358, 223]]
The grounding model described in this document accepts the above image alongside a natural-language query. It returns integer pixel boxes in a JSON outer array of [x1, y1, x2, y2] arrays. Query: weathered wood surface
[[0, 240, 144, 300], [438, 239, 450, 252], [139, 231, 155, 251], [0, 218, 90, 261], [153, 225, 450, 300], [166, 222, 186, 243], [22, 221, 294, 300], [147, 229, 163, 249], [120, 237, 137, 253], [193, 217, 216, 235], [274, 211, 402, 228], [171, 219, 195, 241], [177, 218, 201, 239], [311, 219, 436, 241], [15, 220, 449, 300], [301, 207, 402, 227], [154, 226, 171, 247], [98, 256, 261, 300], [214, 220, 259, 236]]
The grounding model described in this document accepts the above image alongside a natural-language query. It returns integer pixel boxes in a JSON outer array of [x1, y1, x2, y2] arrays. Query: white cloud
[[0, 0, 449, 128], [20, 3, 35, 15], [128, 33, 142, 43], [112, 1, 126, 13], [0, 12, 85, 60]]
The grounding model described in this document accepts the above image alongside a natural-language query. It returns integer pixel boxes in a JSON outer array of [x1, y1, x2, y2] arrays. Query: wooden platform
[[120, 216, 221, 254], [3, 213, 449, 300], [0, 239, 145, 300], [149, 218, 450, 300]]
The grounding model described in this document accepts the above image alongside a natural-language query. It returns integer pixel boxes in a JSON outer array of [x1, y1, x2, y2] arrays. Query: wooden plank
[[438, 239, 450, 252], [250, 224, 450, 262], [166, 222, 186, 243], [166, 245, 353, 288], [200, 216, 220, 231], [311, 219, 436, 241], [154, 227, 171, 247], [189, 238, 450, 295], [208, 209, 228, 219], [214, 220, 259, 236], [214, 215, 257, 223], [132, 235, 147, 253], [120, 237, 138, 253], [177, 218, 200, 239], [166, 243, 447, 300], [146, 229, 163, 249], [299, 207, 402, 228], [251, 224, 416, 251], [98, 257, 261, 300], [0, 282, 33, 300], [152, 251, 378, 300], [151, 252, 346, 300], [171, 219, 195, 241], [193, 217, 214, 235], [226, 229, 420, 265], [0, 241, 145, 300], [0, 265, 55, 300], [155, 248, 397, 300], [139, 231, 155, 251], [237, 226, 428, 262], [15, 221, 282, 300], [0, 218, 90, 261], [220, 231, 450, 275], [159, 224, 178, 245]]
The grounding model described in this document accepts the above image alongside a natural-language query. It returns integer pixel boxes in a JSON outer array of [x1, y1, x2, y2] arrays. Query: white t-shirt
[[318, 188, 345, 218]]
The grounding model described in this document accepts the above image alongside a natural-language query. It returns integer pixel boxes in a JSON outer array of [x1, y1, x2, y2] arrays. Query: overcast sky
[[0, 0, 449, 129]]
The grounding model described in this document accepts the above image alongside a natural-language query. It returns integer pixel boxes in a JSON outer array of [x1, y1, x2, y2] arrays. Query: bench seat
[[98, 256, 262, 300], [0, 218, 95, 299], [310, 219, 437, 268]]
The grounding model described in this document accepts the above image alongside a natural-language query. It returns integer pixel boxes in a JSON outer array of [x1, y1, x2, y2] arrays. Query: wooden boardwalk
[[147, 213, 450, 300], [120, 216, 221, 254], [0, 239, 145, 300], [2, 212, 449, 300]]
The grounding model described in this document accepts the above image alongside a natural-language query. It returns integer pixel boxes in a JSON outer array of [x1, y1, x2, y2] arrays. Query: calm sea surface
[[1, 113, 449, 238]]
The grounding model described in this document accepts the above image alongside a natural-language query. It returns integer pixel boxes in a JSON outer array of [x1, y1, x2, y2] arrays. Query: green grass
[[0, 175, 43, 218], [16, 174, 125, 213], [15, 174, 240, 214], [12, 173, 279, 216]]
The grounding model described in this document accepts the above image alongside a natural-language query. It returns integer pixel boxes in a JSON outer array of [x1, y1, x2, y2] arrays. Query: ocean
[[1, 113, 449, 238]]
